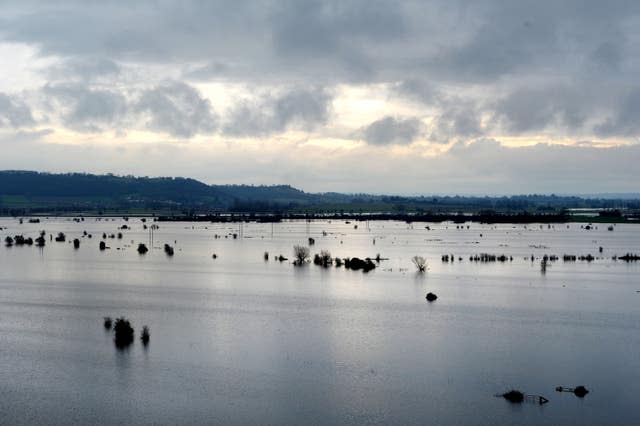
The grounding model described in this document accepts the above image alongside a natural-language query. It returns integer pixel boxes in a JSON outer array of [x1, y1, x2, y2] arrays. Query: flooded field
[[1, 217, 639, 425]]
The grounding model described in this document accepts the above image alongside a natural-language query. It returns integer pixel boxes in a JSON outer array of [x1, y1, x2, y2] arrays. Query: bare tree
[[293, 245, 310, 265], [412, 255, 427, 272]]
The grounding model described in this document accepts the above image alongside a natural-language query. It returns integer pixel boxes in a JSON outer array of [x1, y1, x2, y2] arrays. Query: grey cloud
[[43, 84, 127, 133], [3, 0, 640, 87], [595, 88, 640, 137], [492, 86, 594, 134], [431, 105, 484, 143], [361, 116, 423, 145], [394, 79, 439, 105], [223, 87, 331, 136], [0, 93, 36, 128], [135, 82, 217, 138], [48, 57, 121, 81]]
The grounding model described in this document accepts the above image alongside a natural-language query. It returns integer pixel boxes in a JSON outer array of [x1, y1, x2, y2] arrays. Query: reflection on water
[[1, 218, 639, 424]]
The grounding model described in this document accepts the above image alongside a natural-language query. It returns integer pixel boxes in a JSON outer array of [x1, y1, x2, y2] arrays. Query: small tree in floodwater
[[113, 317, 135, 349], [140, 326, 150, 346], [293, 245, 310, 265], [412, 256, 427, 272]]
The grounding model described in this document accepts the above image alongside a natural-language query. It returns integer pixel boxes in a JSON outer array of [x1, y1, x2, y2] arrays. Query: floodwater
[[1, 218, 639, 425]]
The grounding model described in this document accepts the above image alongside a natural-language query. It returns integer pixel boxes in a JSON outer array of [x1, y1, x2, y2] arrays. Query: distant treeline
[[1, 170, 639, 217], [157, 211, 571, 224]]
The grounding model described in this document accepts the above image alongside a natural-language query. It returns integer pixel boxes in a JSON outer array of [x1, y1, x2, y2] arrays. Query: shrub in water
[[141, 326, 150, 345], [113, 317, 135, 348], [501, 390, 524, 403]]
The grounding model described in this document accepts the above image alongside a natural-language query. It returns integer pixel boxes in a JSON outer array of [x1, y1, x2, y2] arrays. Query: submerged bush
[[73, 238, 80, 249], [412, 256, 427, 272], [345, 257, 376, 272], [141, 326, 150, 346], [164, 244, 174, 256], [99, 241, 106, 251], [103, 316, 113, 330], [425, 292, 438, 302], [137, 243, 149, 254], [113, 317, 135, 348], [501, 390, 524, 403], [293, 245, 310, 265], [313, 250, 332, 267], [55, 232, 66, 242]]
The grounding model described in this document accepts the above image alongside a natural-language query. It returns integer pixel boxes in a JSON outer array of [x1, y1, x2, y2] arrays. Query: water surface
[[1, 218, 639, 424]]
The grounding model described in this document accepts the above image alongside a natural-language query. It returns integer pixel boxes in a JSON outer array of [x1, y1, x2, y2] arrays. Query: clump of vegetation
[[573, 386, 589, 398], [5, 236, 13, 247], [313, 250, 332, 267], [308, 237, 315, 245], [73, 238, 80, 249], [618, 253, 640, 262], [501, 390, 524, 403], [425, 292, 438, 302], [412, 256, 427, 272], [345, 257, 376, 272], [54, 232, 66, 242], [264, 251, 269, 261], [113, 317, 135, 348], [277, 254, 287, 262], [469, 253, 511, 262], [334, 257, 343, 267], [212, 253, 218, 259], [13, 235, 33, 246], [99, 241, 106, 251], [117, 232, 123, 239], [137, 243, 149, 254], [293, 245, 310, 265], [541, 258, 548, 273], [104, 316, 113, 330], [141, 326, 150, 346], [556, 385, 589, 397], [35, 235, 45, 247], [164, 244, 174, 256]]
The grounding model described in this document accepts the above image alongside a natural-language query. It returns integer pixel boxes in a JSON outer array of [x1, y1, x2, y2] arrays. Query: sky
[[0, 0, 638, 195]]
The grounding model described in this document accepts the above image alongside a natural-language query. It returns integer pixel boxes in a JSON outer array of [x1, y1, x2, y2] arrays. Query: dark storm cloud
[[223, 87, 331, 136], [361, 116, 423, 145], [0, 93, 36, 128]]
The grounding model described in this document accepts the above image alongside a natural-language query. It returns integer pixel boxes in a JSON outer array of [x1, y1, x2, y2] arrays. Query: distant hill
[[0, 170, 639, 215]]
